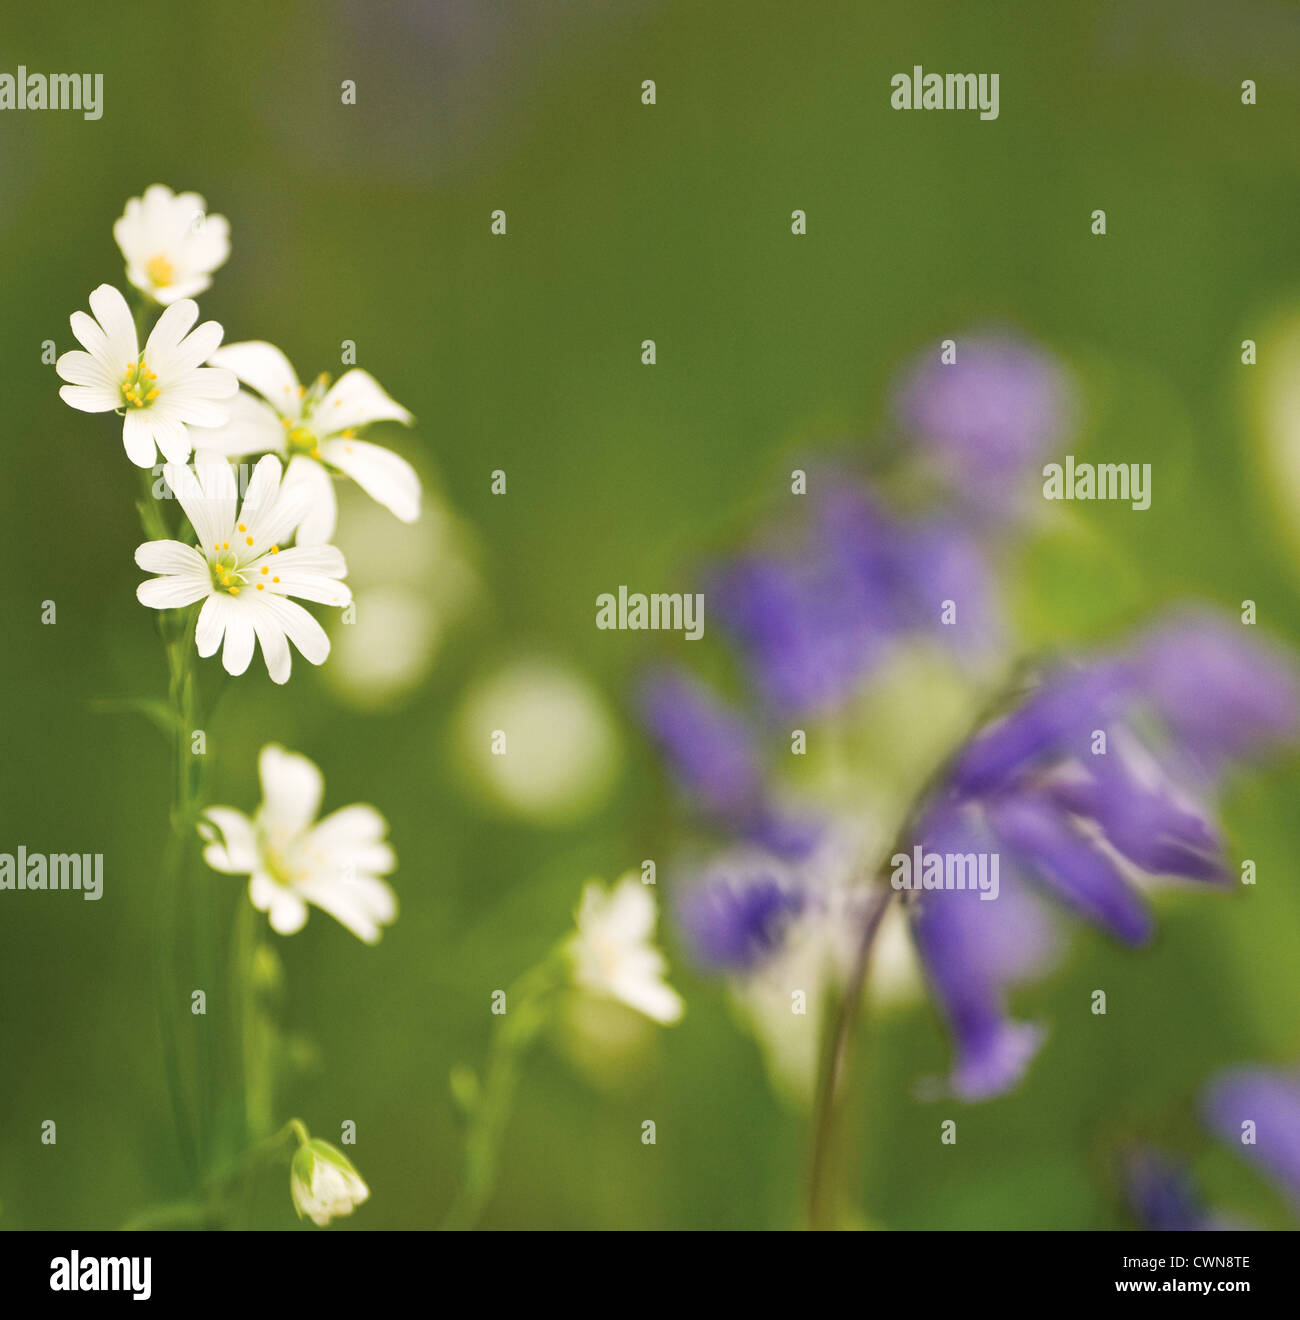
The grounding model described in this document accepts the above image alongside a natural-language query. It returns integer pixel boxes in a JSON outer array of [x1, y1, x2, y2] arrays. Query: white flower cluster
[[56, 183, 423, 684]]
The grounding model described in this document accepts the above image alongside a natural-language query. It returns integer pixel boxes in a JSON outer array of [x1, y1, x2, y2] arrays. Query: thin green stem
[[440, 951, 566, 1230], [803, 659, 1040, 1228]]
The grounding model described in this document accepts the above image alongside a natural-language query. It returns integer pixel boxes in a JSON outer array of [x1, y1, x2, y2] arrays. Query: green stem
[[440, 951, 566, 1230], [803, 660, 1039, 1228], [138, 464, 205, 1185]]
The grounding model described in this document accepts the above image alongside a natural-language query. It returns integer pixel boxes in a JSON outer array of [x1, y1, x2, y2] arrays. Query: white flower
[[56, 284, 237, 466], [290, 1138, 370, 1226], [566, 875, 684, 1024], [198, 340, 420, 543], [200, 743, 398, 943], [135, 455, 351, 683], [114, 184, 230, 304]]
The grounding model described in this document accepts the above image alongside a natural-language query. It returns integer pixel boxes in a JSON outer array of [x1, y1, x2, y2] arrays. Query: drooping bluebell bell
[[906, 610, 1298, 1099]]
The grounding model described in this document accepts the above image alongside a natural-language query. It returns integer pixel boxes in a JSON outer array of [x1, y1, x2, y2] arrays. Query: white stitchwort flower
[[566, 874, 684, 1024], [199, 340, 421, 543], [290, 1137, 370, 1226], [200, 743, 398, 943], [135, 455, 351, 683], [114, 184, 231, 304], [56, 284, 237, 466]]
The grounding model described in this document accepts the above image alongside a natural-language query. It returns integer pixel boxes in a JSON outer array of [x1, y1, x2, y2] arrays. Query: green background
[[2, 0, 1300, 1229]]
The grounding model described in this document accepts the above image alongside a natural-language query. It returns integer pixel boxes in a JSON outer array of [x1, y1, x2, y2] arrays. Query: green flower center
[[120, 357, 158, 409], [286, 423, 320, 457], [210, 549, 246, 596]]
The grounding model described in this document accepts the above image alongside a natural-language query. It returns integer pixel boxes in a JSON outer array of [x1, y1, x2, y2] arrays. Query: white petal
[[195, 592, 233, 658], [68, 310, 114, 365], [122, 409, 161, 466], [56, 348, 116, 389], [220, 612, 257, 676], [258, 744, 325, 835], [209, 341, 302, 416], [298, 872, 397, 944], [320, 438, 421, 524], [143, 298, 199, 371], [58, 383, 119, 414], [137, 574, 211, 609], [200, 808, 259, 873], [281, 456, 337, 545], [87, 285, 138, 363], [135, 539, 208, 575], [167, 319, 226, 376], [307, 803, 391, 854], [190, 392, 286, 459], [317, 369, 413, 432], [165, 459, 235, 550], [251, 607, 292, 684], [258, 594, 332, 666], [264, 545, 350, 606]]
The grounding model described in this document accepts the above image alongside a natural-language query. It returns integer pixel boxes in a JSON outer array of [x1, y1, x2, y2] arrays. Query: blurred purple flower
[[893, 332, 1073, 512], [708, 485, 1001, 716], [1138, 611, 1300, 779], [639, 668, 821, 859], [1203, 1066, 1300, 1206], [678, 860, 806, 973], [1125, 1149, 1230, 1231], [908, 611, 1298, 1098], [908, 804, 1059, 1099]]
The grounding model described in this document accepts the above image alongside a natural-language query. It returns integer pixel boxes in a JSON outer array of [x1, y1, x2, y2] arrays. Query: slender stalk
[[803, 660, 1038, 1228], [440, 952, 564, 1230], [806, 883, 894, 1229], [137, 466, 201, 1184]]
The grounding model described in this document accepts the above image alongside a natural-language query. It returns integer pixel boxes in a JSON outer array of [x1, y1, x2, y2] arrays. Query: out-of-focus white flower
[[114, 184, 231, 305], [200, 341, 419, 542], [56, 285, 237, 466], [290, 1136, 370, 1226], [454, 658, 622, 824], [135, 455, 351, 683], [200, 743, 397, 943], [567, 875, 684, 1025]]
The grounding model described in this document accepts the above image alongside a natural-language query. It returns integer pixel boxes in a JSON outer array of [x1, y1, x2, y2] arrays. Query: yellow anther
[[260, 566, 268, 575], [270, 545, 279, 554], [256, 583, 264, 590], [245, 536, 254, 545], [223, 542, 229, 550], [272, 576, 280, 583], [145, 388, 159, 401], [238, 523, 246, 532]]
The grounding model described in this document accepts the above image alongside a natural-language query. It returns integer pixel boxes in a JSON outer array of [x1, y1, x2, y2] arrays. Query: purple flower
[[708, 484, 1001, 715], [908, 610, 1298, 1098], [893, 332, 1073, 513], [1137, 610, 1300, 779], [1203, 1066, 1300, 1206], [678, 860, 806, 973], [909, 805, 1060, 1099], [1125, 1149, 1228, 1231], [639, 668, 821, 859]]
